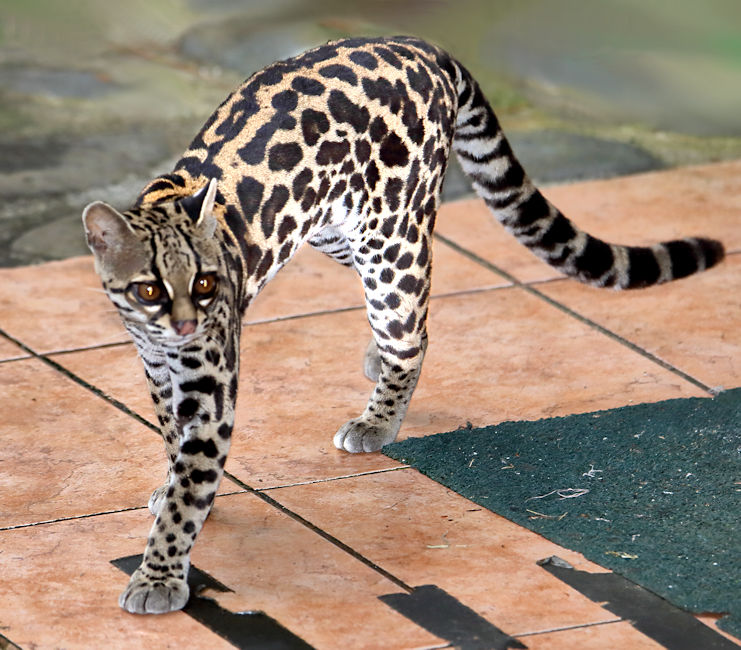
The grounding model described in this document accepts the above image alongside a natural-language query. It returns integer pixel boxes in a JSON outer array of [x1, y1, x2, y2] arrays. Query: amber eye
[[193, 273, 218, 299], [131, 282, 165, 305]]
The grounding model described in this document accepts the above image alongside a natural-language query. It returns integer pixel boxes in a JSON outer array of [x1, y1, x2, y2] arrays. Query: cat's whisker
[[82, 287, 111, 296]]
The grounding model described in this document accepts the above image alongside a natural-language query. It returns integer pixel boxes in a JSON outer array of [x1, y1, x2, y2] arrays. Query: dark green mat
[[384, 388, 741, 640]]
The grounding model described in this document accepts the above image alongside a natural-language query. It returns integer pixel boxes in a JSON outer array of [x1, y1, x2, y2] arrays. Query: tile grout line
[[0, 269, 569, 364], [0, 631, 22, 650], [0, 466, 416, 532], [224, 470, 416, 594], [243, 303, 365, 327], [434, 232, 718, 396], [41, 339, 132, 357], [0, 505, 148, 532], [256, 465, 412, 491], [243, 283, 528, 327], [0, 355, 32, 365], [0, 326, 162, 434], [1, 248, 739, 363], [0, 470, 415, 554], [512, 617, 623, 639], [0, 328, 250, 525], [1, 491, 253, 533]]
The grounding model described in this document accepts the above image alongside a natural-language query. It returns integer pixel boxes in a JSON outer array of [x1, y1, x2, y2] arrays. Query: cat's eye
[[193, 273, 218, 299], [131, 282, 166, 305]]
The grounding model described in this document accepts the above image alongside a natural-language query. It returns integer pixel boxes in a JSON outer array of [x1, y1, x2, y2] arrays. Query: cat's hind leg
[[335, 232, 431, 453], [336, 326, 428, 453]]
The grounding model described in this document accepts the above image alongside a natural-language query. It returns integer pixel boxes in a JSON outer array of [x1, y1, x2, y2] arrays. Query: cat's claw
[[119, 570, 189, 614], [363, 339, 382, 382], [148, 484, 169, 516], [334, 418, 398, 453]]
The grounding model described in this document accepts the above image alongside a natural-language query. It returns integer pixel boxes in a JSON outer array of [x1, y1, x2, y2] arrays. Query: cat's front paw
[[148, 484, 169, 516], [334, 417, 398, 453], [119, 569, 189, 614]]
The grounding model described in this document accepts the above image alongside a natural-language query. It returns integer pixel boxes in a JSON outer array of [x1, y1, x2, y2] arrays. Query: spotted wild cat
[[82, 36, 724, 614]]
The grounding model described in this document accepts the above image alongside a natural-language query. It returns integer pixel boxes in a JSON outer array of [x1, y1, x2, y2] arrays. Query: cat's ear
[[82, 202, 144, 273], [182, 178, 218, 237], [196, 178, 218, 228]]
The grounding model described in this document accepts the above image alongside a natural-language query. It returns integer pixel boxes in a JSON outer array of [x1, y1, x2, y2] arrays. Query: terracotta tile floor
[[1, 161, 739, 649]]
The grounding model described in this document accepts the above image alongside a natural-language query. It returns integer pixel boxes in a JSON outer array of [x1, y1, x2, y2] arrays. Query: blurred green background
[[1, 0, 739, 265]]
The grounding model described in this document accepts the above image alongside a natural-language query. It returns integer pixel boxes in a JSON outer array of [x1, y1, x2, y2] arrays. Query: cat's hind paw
[[334, 417, 398, 453], [119, 569, 189, 614]]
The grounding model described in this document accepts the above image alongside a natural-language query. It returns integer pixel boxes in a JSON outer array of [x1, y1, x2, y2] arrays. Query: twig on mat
[[526, 509, 568, 521], [526, 488, 590, 501]]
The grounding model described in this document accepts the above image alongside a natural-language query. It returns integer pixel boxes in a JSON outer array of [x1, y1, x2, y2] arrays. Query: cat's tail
[[449, 63, 724, 289]]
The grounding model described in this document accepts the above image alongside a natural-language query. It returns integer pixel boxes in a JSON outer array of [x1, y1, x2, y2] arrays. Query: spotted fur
[[82, 36, 724, 614]]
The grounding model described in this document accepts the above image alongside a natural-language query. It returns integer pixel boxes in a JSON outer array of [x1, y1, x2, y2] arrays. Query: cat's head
[[82, 179, 226, 345]]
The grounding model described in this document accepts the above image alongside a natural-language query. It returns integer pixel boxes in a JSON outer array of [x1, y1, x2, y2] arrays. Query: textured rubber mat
[[384, 388, 741, 640]]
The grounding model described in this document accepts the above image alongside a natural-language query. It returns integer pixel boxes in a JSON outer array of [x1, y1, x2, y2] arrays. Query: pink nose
[[172, 319, 197, 336]]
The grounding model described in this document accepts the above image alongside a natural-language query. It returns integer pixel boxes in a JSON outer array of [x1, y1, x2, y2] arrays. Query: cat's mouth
[[151, 327, 202, 347]]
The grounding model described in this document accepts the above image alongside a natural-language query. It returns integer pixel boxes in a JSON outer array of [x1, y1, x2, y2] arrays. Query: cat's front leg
[[131, 339, 181, 516], [120, 336, 238, 614]]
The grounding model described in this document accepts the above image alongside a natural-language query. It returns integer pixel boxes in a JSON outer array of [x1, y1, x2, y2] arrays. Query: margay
[[82, 36, 724, 614]]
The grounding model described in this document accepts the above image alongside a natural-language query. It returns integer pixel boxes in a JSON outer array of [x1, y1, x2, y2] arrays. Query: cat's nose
[[172, 319, 197, 336]]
